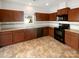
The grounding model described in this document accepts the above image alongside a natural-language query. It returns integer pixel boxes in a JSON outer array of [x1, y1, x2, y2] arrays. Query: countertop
[[0, 27, 45, 32], [1, 26, 79, 33], [0, 24, 55, 32], [65, 29, 79, 34], [1, 25, 79, 33]]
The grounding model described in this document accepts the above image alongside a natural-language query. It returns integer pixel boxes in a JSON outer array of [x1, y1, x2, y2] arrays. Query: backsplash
[[0, 24, 1, 30], [0, 21, 49, 29], [0, 21, 79, 30], [70, 24, 79, 30]]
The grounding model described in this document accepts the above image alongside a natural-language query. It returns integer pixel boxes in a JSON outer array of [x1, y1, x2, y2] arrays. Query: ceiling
[[1, 0, 77, 12], [1, 0, 65, 8]]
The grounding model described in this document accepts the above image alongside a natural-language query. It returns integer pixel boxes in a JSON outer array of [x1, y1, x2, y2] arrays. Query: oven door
[[54, 28, 65, 43]]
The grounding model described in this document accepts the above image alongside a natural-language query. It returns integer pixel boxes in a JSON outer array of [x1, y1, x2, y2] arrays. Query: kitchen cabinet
[[0, 27, 55, 47], [35, 13, 49, 21], [65, 30, 79, 50], [65, 30, 71, 46], [37, 27, 51, 37], [57, 7, 70, 16], [12, 30, 25, 43], [49, 27, 54, 37], [49, 13, 57, 21], [13, 11, 24, 21], [68, 8, 79, 22], [24, 29, 37, 40], [0, 10, 3, 22], [43, 27, 49, 36], [0, 31, 12, 47], [0, 9, 24, 22], [0, 28, 37, 47], [70, 32, 79, 50], [37, 28, 43, 37]]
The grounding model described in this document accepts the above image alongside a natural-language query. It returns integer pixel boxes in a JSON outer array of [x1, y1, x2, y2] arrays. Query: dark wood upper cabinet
[[49, 13, 57, 21], [12, 29, 25, 43], [0, 31, 13, 47], [0, 9, 24, 22], [68, 8, 79, 22], [57, 7, 70, 16], [13, 11, 24, 21], [35, 13, 49, 21]]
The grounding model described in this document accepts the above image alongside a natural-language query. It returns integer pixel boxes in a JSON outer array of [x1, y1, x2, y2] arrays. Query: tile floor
[[0, 36, 79, 58]]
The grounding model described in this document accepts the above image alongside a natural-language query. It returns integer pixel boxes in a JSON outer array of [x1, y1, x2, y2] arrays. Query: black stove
[[54, 24, 70, 43]]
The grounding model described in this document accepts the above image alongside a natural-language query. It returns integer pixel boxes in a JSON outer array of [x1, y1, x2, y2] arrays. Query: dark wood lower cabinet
[[12, 30, 25, 43], [65, 30, 79, 50], [43, 27, 49, 36], [65, 31, 71, 46], [0, 27, 54, 47], [0, 31, 12, 47], [37, 27, 50, 37], [70, 32, 79, 50], [37, 28, 43, 38], [24, 29, 37, 40], [49, 27, 54, 37], [0, 29, 37, 47]]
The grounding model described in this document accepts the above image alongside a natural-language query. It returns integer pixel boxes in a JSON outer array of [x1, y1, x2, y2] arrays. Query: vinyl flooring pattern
[[0, 36, 79, 58]]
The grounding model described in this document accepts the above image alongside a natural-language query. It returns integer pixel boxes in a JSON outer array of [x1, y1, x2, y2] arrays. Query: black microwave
[[57, 15, 68, 21]]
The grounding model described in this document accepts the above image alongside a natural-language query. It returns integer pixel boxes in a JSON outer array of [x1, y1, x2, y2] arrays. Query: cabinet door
[[57, 10, 62, 16], [65, 31, 71, 46], [0, 10, 3, 22], [61, 8, 69, 15], [14, 11, 24, 21], [43, 27, 49, 36], [68, 8, 79, 22], [0, 31, 12, 47], [35, 13, 49, 21], [70, 32, 79, 50], [49, 13, 57, 21], [65, 30, 79, 50], [49, 27, 54, 37], [24, 29, 37, 41], [0, 9, 24, 22], [37, 28, 43, 37], [13, 30, 25, 43], [57, 8, 70, 16], [2, 10, 12, 22]]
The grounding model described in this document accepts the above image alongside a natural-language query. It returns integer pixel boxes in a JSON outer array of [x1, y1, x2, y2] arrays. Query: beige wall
[[0, 0, 2, 9]]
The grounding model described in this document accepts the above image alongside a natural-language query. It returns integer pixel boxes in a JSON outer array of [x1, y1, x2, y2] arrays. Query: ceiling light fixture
[[29, 3, 32, 6], [46, 3, 49, 6]]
